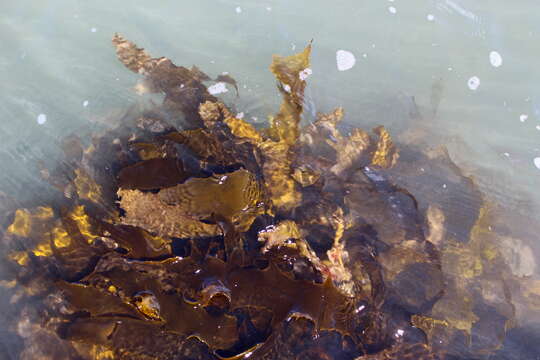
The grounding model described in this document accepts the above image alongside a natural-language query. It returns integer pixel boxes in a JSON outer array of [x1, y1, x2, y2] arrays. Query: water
[[1, 0, 540, 358]]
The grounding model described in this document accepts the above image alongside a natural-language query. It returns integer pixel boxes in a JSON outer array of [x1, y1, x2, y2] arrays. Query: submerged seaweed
[[0, 34, 532, 360]]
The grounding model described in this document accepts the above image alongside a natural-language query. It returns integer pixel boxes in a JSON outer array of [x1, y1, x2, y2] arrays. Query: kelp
[[117, 187, 221, 238], [215, 74, 239, 96], [118, 168, 263, 236], [267, 42, 311, 145], [258, 42, 312, 212], [371, 126, 399, 169], [0, 34, 528, 360], [117, 158, 190, 190]]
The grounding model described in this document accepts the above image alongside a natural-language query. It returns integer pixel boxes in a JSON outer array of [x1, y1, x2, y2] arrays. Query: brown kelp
[[0, 34, 533, 360]]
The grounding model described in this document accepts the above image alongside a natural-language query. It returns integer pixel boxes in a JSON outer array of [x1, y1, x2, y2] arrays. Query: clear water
[[1, 0, 540, 357]]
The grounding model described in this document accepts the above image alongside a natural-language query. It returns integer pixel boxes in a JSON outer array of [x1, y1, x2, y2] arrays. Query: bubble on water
[[520, 114, 528, 122], [503, 152, 510, 157], [266, 6, 272, 11], [536, 125, 540, 131], [467, 76, 480, 90], [208, 82, 228, 95], [534, 157, 540, 170], [236, 112, 244, 119], [235, 6, 242, 13], [336, 50, 356, 71], [427, 14, 435, 21], [37, 114, 47, 125], [90, 27, 97, 33], [489, 51, 503, 67], [83, 100, 89, 107], [388, 6, 397, 14], [299, 68, 312, 81]]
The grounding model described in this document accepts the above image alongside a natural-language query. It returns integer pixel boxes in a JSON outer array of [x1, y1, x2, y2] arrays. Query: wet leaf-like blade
[[371, 126, 399, 168], [268, 43, 312, 145], [117, 158, 190, 190]]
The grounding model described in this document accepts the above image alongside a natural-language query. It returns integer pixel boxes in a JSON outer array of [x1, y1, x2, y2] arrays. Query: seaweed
[[0, 34, 525, 360]]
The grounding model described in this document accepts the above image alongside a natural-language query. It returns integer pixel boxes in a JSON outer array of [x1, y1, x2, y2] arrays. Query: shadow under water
[[0, 34, 538, 360]]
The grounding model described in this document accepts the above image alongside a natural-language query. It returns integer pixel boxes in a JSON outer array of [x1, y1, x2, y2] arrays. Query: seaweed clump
[[0, 34, 526, 360]]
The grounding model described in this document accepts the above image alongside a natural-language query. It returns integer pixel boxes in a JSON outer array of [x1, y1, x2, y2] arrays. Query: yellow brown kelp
[[371, 126, 399, 168], [0, 34, 532, 360], [113, 33, 215, 127], [258, 42, 312, 212], [267, 42, 311, 145], [259, 139, 300, 212], [117, 187, 221, 238], [331, 128, 372, 176], [409, 201, 517, 357], [117, 168, 262, 238]]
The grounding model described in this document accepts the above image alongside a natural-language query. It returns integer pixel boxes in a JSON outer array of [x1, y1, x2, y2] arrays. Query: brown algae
[[0, 34, 531, 360]]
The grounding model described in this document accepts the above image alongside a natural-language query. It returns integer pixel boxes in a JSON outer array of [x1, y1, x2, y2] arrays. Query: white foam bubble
[[90, 27, 97, 33], [536, 125, 540, 131], [336, 50, 356, 71], [37, 114, 47, 125], [467, 76, 480, 90], [266, 6, 272, 11], [534, 157, 540, 169], [489, 51, 503, 67], [388, 6, 397, 14], [208, 82, 228, 95], [236, 112, 244, 119], [299, 68, 312, 81], [83, 100, 89, 107], [520, 114, 528, 122], [427, 14, 435, 21], [235, 6, 242, 13]]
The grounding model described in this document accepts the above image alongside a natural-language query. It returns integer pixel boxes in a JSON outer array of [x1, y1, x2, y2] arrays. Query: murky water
[[1, 0, 539, 358]]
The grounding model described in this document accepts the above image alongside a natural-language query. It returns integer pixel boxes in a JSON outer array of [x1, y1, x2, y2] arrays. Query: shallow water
[[1, 0, 540, 358], [2, 0, 540, 206]]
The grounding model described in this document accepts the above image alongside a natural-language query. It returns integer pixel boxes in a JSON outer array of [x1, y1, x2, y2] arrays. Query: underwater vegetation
[[0, 34, 537, 360]]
